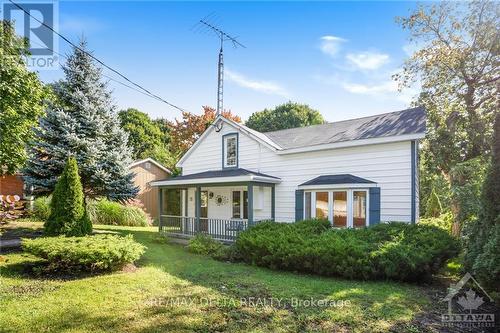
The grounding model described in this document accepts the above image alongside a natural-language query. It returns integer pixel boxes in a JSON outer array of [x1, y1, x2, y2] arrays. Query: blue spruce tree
[[24, 39, 138, 201]]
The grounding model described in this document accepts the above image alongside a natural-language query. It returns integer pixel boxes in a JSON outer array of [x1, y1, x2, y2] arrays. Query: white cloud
[[345, 51, 390, 70], [342, 80, 397, 94], [319, 35, 347, 57], [225, 69, 289, 97], [341, 79, 416, 103]]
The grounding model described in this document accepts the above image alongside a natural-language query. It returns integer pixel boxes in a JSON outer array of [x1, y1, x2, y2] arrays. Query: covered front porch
[[151, 169, 280, 242]]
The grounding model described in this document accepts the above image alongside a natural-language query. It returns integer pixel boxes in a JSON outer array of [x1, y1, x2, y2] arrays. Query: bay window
[[333, 191, 348, 228], [304, 189, 369, 228], [315, 192, 329, 219], [353, 191, 367, 228]]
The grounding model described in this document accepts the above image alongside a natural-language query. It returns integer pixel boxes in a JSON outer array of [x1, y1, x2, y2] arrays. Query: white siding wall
[[181, 122, 414, 223]]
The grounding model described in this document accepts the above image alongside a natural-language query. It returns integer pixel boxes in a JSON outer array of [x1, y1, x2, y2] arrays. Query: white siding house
[[152, 107, 425, 241]]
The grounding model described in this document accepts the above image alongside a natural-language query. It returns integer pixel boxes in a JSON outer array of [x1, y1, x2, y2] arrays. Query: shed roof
[[129, 158, 171, 174]]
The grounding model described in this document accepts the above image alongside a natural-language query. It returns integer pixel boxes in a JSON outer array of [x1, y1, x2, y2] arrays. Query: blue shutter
[[369, 187, 381, 226], [295, 190, 304, 222]]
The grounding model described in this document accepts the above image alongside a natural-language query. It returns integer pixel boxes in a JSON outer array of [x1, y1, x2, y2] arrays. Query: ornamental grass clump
[[86, 199, 149, 226]]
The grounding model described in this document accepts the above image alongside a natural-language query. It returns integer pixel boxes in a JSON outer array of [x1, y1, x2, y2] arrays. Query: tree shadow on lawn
[[102, 227, 443, 332], [0, 248, 132, 283]]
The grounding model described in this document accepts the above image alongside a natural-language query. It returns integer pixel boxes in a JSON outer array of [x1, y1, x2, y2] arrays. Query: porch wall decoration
[[215, 194, 228, 206]]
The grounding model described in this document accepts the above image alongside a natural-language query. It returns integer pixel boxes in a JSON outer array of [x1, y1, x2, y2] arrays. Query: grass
[[0, 220, 443, 333]]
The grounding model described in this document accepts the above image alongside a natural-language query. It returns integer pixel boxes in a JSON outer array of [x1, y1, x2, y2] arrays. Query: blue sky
[[30, 1, 420, 122]]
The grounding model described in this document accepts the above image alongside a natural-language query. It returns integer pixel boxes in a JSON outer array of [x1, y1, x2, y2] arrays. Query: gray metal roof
[[263, 106, 426, 150], [160, 168, 280, 182], [299, 174, 376, 186]]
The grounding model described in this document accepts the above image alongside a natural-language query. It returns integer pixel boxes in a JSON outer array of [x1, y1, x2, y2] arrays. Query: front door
[[200, 191, 208, 232]]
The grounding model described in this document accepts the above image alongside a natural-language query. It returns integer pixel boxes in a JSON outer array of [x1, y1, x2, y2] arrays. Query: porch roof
[[150, 168, 281, 187]]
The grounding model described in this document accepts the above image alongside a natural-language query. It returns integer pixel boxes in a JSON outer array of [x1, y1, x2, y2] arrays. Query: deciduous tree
[[396, 1, 499, 230], [245, 102, 324, 133], [396, 1, 498, 165], [169, 106, 241, 157], [118, 108, 174, 168], [0, 21, 47, 175]]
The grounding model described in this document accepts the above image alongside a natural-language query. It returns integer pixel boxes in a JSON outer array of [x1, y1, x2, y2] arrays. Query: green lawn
[[0, 221, 443, 333]]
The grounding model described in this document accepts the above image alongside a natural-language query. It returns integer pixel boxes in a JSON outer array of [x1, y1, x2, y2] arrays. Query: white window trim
[[304, 189, 370, 228], [224, 134, 238, 168]]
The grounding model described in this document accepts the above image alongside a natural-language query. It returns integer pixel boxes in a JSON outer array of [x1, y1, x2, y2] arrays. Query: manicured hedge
[[23, 234, 145, 273], [235, 220, 460, 281]]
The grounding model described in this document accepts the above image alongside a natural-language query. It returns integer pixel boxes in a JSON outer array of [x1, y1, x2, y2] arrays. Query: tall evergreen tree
[[464, 111, 500, 291], [46, 157, 91, 236], [24, 39, 138, 201]]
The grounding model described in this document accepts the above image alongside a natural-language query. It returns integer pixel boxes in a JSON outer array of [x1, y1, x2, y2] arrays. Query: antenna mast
[[198, 19, 246, 115]]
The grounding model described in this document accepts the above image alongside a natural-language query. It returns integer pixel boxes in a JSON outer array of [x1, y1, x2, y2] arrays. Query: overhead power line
[[7, 0, 187, 113], [28, 40, 170, 105]]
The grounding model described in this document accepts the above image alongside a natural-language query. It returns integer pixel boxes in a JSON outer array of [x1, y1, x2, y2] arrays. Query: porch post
[[271, 185, 275, 221], [195, 186, 201, 233], [158, 187, 163, 232], [247, 183, 254, 226], [184, 188, 188, 217]]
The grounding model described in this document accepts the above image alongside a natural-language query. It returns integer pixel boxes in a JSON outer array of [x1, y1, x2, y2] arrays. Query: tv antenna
[[195, 16, 246, 115]]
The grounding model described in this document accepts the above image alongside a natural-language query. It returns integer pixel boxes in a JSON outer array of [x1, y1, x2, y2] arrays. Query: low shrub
[[235, 220, 460, 282], [187, 234, 224, 256], [32, 196, 51, 221], [87, 199, 149, 227], [22, 234, 146, 273]]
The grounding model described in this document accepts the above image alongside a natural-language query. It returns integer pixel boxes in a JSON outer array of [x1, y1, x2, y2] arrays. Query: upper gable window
[[223, 134, 238, 168]]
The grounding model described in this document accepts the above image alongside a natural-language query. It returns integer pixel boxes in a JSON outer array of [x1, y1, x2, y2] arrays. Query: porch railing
[[159, 215, 269, 242]]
